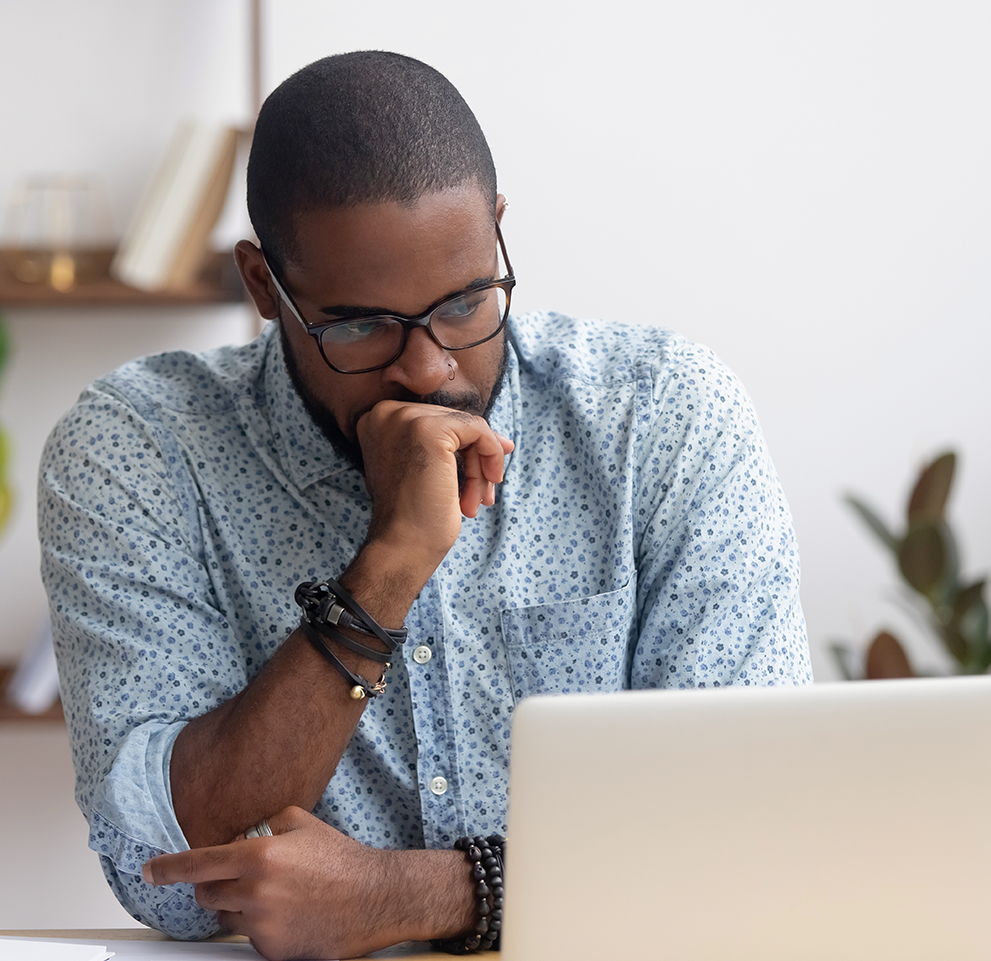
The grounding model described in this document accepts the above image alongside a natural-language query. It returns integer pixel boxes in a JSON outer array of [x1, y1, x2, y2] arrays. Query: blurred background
[[0, 0, 988, 928]]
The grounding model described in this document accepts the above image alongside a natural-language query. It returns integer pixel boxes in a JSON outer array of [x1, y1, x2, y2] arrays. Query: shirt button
[[429, 776, 449, 796], [412, 645, 432, 664]]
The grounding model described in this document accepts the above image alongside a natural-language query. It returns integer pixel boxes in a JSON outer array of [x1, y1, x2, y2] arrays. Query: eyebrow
[[316, 275, 497, 319]]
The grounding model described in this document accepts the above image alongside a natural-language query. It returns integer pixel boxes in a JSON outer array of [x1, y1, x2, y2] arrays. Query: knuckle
[[253, 838, 280, 871], [194, 880, 220, 909], [176, 849, 200, 878]]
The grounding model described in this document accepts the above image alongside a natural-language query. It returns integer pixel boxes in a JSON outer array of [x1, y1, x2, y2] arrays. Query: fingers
[[143, 839, 263, 886], [458, 430, 512, 518], [264, 804, 310, 834], [144, 807, 313, 886], [362, 400, 512, 474]]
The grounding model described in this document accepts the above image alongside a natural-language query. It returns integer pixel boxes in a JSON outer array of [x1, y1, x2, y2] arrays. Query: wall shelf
[[0, 249, 245, 308], [0, 665, 63, 723]]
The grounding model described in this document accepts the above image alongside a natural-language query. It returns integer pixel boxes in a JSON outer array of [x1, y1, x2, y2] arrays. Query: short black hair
[[247, 50, 497, 267]]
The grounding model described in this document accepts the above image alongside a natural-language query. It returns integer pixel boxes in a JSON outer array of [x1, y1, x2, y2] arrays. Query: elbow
[[100, 856, 221, 940]]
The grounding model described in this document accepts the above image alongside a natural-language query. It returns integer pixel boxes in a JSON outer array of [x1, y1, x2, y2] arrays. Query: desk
[[0, 929, 460, 959]]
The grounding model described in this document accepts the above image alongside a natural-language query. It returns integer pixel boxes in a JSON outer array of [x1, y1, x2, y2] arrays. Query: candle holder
[[2, 176, 113, 291]]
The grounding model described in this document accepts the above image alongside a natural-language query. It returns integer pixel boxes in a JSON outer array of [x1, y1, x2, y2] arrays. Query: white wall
[[0, 726, 142, 928], [262, 0, 991, 680], [1, 0, 989, 927]]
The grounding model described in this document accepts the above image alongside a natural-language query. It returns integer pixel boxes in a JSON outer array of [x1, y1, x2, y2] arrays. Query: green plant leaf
[[955, 586, 990, 671], [865, 631, 914, 679], [0, 313, 8, 371], [938, 623, 970, 665], [897, 523, 946, 595], [828, 642, 858, 681], [906, 451, 955, 525], [952, 580, 986, 625], [928, 522, 960, 609], [844, 495, 898, 552]]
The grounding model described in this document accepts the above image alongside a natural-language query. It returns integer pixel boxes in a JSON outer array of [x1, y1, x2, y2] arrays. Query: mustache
[[419, 388, 485, 416], [349, 386, 485, 436]]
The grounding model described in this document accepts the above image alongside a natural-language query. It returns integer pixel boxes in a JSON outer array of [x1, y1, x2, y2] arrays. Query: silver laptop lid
[[503, 677, 991, 961]]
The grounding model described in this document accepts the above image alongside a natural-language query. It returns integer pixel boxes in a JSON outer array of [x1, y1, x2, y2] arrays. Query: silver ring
[[245, 818, 273, 839]]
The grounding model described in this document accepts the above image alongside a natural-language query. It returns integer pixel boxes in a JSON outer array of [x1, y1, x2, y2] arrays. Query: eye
[[435, 289, 487, 322], [322, 317, 394, 344]]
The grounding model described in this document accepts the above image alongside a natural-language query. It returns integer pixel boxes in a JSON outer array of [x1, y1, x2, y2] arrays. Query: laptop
[[502, 676, 991, 961]]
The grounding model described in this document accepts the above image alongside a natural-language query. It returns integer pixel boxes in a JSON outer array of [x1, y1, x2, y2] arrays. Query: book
[[5, 615, 60, 713], [111, 121, 238, 291]]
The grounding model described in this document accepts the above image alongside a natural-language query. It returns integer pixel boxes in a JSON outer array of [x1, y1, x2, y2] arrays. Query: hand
[[143, 806, 474, 961], [357, 400, 513, 565]]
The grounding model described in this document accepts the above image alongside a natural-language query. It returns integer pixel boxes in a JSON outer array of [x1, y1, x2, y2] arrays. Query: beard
[[278, 321, 510, 480]]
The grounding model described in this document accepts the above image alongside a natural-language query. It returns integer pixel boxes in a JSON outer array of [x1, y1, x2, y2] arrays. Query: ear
[[234, 239, 281, 320], [495, 193, 508, 225]]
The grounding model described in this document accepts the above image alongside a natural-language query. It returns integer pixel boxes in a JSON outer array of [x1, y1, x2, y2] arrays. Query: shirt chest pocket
[[499, 579, 637, 703]]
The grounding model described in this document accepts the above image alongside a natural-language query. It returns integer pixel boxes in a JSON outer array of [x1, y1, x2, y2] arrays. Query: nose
[[383, 325, 453, 397]]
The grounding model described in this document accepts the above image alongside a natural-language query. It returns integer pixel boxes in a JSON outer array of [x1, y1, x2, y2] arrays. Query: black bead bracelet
[[433, 834, 506, 953]]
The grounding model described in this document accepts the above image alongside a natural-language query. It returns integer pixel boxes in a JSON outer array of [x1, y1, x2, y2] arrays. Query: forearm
[[170, 631, 352, 847], [171, 545, 430, 849]]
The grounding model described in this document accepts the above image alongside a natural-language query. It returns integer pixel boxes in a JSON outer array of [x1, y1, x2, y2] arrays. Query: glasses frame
[[263, 222, 516, 375]]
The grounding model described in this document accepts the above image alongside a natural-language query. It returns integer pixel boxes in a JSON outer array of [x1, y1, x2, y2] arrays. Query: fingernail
[[142, 862, 153, 883]]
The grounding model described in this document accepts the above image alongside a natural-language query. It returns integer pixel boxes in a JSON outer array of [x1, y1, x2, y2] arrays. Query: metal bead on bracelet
[[432, 834, 506, 953]]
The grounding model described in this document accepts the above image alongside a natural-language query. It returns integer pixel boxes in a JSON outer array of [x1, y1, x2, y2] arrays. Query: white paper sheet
[[0, 937, 277, 960], [0, 940, 112, 961]]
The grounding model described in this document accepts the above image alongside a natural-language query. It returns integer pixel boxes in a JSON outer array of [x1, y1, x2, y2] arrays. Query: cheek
[[319, 373, 382, 439], [468, 335, 508, 401], [283, 321, 353, 421]]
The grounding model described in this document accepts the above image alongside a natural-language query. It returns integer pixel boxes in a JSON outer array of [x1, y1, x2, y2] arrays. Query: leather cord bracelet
[[295, 577, 409, 699], [432, 834, 506, 953], [299, 617, 388, 699], [295, 578, 407, 653]]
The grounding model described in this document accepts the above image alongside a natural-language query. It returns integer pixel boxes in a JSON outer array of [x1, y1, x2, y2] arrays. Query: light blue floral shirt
[[38, 312, 811, 937]]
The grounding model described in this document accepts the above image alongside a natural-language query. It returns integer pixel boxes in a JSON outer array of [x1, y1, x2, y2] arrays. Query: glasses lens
[[430, 285, 509, 350], [315, 284, 511, 373], [319, 317, 405, 372]]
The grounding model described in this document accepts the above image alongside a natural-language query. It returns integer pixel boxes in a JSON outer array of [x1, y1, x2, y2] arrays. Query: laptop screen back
[[502, 677, 991, 961]]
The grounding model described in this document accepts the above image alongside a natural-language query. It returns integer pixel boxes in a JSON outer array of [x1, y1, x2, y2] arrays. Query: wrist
[[379, 849, 477, 944], [341, 539, 439, 627]]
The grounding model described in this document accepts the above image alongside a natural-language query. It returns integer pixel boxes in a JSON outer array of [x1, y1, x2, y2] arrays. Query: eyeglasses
[[263, 223, 515, 374]]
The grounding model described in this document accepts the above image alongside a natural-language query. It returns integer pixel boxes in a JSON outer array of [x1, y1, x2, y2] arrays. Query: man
[[39, 51, 811, 959]]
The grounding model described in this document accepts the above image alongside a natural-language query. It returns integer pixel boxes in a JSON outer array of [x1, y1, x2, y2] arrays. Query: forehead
[[285, 187, 496, 311]]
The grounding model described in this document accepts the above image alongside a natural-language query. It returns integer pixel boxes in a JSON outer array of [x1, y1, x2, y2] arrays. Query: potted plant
[[833, 451, 990, 679]]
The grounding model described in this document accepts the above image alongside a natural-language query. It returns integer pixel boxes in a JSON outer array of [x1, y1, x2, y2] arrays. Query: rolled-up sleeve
[[38, 382, 238, 938]]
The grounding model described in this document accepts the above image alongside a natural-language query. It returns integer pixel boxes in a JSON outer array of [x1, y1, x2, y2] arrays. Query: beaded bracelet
[[432, 834, 506, 953]]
